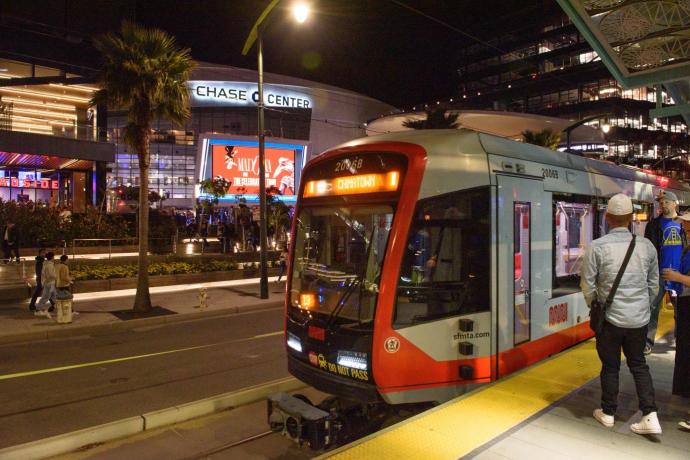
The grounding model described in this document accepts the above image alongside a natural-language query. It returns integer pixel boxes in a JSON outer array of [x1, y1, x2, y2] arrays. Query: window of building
[[394, 188, 491, 327]]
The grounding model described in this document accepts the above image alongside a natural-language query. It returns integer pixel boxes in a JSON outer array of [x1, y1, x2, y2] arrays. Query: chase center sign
[[189, 81, 313, 109]]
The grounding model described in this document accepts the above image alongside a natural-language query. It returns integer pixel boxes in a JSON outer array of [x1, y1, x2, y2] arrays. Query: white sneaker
[[631, 412, 662, 435], [679, 419, 690, 431], [593, 409, 614, 427], [34, 310, 45, 317]]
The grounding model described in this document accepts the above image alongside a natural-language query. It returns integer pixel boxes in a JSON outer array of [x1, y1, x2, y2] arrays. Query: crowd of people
[[581, 191, 689, 435], [175, 205, 288, 253], [29, 249, 74, 320]]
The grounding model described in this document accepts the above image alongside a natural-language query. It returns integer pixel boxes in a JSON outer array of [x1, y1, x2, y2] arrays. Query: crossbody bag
[[589, 235, 636, 335]]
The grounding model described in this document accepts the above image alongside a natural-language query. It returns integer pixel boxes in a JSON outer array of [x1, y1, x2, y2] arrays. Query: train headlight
[[287, 332, 303, 353], [337, 350, 368, 370]]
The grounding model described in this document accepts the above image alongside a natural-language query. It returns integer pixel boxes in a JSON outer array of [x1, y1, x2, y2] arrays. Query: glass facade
[[449, 9, 689, 175], [107, 106, 311, 204]]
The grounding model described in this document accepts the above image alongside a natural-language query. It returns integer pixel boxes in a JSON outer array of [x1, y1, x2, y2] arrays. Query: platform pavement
[[322, 308, 688, 460], [0, 277, 286, 345]]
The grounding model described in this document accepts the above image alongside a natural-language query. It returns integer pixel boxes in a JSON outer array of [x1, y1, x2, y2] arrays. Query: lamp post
[[243, 1, 309, 299], [563, 113, 611, 154]]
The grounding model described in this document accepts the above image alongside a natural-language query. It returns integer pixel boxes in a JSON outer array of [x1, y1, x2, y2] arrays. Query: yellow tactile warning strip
[[321, 307, 675, 460]]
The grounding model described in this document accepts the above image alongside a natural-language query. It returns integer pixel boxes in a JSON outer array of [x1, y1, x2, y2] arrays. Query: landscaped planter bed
[[72, 267, 280, 293]]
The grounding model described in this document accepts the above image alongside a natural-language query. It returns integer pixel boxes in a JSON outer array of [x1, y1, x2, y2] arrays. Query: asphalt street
[[0, 305, 286, 448]]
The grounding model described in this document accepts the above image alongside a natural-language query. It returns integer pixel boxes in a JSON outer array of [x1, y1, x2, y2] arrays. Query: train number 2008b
[[542, 168, 559, 179]]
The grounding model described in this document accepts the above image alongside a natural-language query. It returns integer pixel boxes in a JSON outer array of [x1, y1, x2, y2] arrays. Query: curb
[[0, 377, 303, 460], [0, 301, 284, 346]]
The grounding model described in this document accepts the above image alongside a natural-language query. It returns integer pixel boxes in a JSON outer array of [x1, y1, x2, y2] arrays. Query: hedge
[[71, 259, 268, 281]]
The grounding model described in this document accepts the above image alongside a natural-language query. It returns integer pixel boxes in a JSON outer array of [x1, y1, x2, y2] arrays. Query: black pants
[[674, 296, 690, 397], [596, 321, 657, 416], [29, 282, 42, 310]]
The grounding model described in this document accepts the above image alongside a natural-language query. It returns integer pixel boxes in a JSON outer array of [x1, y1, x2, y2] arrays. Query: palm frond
[[403, 108, 459, 130]]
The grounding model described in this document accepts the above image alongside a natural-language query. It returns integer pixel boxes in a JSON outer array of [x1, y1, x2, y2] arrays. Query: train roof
[[324, 128, 690, 194]]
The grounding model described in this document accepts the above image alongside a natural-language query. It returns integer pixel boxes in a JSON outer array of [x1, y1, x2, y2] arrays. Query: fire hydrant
[[198, 287, 207, 309]]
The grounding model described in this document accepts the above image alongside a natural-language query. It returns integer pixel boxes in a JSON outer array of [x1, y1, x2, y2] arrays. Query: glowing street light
[[292, 3, 310, 23], [242, 1, 309, 299]]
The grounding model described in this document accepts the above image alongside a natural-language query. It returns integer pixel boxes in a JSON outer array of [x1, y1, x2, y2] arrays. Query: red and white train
[[268, 128, 690, 448]]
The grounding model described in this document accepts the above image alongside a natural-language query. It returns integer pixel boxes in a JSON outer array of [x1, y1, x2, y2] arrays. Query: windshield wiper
[[326, 276, 362, 328]]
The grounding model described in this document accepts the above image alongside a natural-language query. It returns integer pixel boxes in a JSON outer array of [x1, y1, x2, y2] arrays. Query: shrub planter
[[72, 267, 280, 294]]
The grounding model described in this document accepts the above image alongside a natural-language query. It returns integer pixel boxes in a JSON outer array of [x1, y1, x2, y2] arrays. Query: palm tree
[[522, 129, 561, 150], [403, 107, 459, 130], [92, 22, 194, 313]]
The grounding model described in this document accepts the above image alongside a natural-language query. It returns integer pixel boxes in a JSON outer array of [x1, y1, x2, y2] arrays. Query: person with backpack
[[581, 194, 662, 434]]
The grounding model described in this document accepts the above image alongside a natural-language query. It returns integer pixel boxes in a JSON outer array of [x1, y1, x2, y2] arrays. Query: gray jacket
[[580, 228, 659, 328]]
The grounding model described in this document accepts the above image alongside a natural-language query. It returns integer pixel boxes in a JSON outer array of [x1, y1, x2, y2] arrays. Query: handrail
[[71, 237, 173, 259]]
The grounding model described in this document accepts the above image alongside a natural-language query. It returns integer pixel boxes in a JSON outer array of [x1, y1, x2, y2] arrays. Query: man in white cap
[[644, 190, 686, 354], [581, 193, 661, 434]]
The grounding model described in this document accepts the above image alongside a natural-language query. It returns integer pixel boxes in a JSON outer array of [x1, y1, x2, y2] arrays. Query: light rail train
[[268, 128, 690, 449]]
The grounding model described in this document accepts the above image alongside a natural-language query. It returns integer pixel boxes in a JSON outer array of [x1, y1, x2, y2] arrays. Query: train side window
[[553, 197, 594, 297], [596, 201, 652, 238], [393, 187, 491, 327]]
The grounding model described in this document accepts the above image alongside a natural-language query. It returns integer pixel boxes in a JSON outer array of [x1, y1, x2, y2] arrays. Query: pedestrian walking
[[35, 252, 57, 317], [277, 249, 288, 283], [2, 222, 20, 263], [644, 190, 686, 354], [55, 254, 72, 297], [28, 248, 46, 312], [55, 254, 76, 322], [581, 193, 662, 435], [660, 210, 690, 431]]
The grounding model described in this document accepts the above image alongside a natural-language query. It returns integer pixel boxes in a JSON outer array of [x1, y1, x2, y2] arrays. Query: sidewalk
[[0, 277, 286, 345]]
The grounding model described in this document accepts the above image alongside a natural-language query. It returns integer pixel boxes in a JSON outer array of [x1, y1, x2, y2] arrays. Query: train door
[[496, 175, 548, 377]]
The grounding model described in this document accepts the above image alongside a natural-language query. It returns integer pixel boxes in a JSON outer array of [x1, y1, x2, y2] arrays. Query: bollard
[[56, 299, 73, 324], [197, 287, 207, 309]]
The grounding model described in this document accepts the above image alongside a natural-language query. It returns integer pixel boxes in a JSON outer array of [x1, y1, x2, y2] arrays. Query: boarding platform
[[322, 308, 688, 459]]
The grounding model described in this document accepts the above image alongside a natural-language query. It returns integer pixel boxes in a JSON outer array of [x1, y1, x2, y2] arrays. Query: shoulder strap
[[604, 235, 636, 309]]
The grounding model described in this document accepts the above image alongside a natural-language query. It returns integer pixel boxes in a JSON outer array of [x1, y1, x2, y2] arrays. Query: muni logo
[[663, 227, 683, 246]]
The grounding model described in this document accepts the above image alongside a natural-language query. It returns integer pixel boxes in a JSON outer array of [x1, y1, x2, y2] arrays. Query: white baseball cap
[[607, 193, 633, 216]]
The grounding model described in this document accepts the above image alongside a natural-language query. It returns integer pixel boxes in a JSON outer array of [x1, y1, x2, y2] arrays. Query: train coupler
[[267, 392, 337, 450]]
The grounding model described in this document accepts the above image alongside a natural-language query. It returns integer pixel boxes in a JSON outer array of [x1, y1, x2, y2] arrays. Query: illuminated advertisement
[[211, 145, 296, 196], [0, 171, 57, 189], [198, 137, 306, 204], [189, 81, 313, 109]]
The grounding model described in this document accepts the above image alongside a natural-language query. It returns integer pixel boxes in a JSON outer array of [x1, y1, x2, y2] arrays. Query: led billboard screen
[[211, 144, 296, 196]]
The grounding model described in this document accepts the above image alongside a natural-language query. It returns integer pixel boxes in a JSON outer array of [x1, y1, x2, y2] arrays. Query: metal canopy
[[557, 0, 690, 124]]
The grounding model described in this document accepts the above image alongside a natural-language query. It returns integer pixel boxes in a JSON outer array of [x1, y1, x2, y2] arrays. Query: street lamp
[[563, 113, 611, 154], [242, 1, 310, 299]]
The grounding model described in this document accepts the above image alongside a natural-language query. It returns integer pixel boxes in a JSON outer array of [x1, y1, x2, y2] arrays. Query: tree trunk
[[133, 136, 152, 313]]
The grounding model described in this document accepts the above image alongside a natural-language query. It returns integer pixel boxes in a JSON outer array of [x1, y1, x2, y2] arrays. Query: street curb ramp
[[0, 377, 303, 460]]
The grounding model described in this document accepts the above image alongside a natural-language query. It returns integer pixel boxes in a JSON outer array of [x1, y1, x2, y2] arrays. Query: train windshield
[[289, 204, 393, 325]]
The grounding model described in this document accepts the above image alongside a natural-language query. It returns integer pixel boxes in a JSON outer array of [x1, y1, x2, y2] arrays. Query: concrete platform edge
[[142, 376, 305, 430], [0, 377, 302, 460], [0, 301, 282, 346], [0, 416, 144, 460]]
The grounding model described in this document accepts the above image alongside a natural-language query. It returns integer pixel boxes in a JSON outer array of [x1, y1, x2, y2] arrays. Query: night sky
[[2, 0, 551, 108]]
